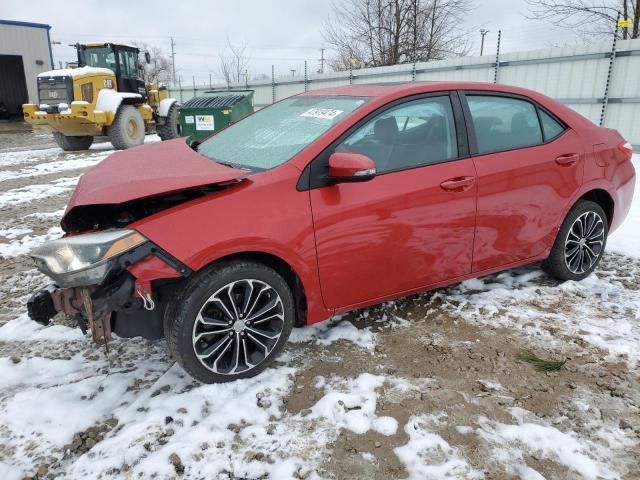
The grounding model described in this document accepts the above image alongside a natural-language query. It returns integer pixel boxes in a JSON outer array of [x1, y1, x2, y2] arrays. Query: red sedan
[[28, 82, 635, 383]]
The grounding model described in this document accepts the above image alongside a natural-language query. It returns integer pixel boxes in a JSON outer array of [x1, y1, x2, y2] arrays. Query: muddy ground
[[0, 123, 638, 479]]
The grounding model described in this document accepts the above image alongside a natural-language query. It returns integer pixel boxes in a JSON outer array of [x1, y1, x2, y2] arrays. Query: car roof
[[302, 81, 535, 98]]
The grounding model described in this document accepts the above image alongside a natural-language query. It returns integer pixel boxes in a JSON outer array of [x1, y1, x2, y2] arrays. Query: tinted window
[[337, 96, 458, 173], [539, 109, 565, 140], [467, 95, 543, 154], [118, 50, 138, 78], [84, 47, 116, 71], [197, 96, 368, 170]]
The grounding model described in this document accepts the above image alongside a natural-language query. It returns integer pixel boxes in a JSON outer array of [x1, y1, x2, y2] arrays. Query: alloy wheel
[[564, 211, 605, 275], [191, 279, 285, 375]]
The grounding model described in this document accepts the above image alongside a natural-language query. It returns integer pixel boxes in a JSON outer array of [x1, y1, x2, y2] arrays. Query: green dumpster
[[178, 90, 254, 141]]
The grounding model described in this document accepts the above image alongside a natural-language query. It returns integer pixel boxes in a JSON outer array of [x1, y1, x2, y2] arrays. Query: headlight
[[31, 229, 147, 287]]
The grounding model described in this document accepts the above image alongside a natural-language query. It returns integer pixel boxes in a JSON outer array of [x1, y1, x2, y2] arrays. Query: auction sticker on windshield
[[300, 108, 344, 120]]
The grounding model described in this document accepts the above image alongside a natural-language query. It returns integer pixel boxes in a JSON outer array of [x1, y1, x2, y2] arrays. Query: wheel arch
[[577, 188, 614, 227], [201, 250, 309, 327]]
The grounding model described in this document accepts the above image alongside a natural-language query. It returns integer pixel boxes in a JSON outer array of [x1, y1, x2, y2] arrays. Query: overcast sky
[[3, 0, 575, 86]]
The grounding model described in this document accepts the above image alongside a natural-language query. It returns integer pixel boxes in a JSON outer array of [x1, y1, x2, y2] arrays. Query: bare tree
[[218, 38, 250, 85], [526, 0, 640, 39], [131, 42, 173, 85], [322, 0, 473, 70]]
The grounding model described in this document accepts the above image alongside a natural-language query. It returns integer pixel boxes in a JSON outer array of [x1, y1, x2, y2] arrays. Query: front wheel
[[52, 132, 93, 151], [166, 261, 295, 383], [157, 102, 180, 140], [542, 200, 608, 281], [107, 105, 145, 150]]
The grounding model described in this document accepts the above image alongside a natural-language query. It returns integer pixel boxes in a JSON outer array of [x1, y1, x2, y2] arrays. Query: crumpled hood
[[64, 138, 247, 213]]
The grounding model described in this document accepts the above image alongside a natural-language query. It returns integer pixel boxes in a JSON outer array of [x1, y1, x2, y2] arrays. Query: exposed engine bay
[[61, 184, 224, 232]]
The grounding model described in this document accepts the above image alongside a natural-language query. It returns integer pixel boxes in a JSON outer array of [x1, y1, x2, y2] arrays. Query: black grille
[[180, 94, 245, 109], [37, 75, 74, 109]]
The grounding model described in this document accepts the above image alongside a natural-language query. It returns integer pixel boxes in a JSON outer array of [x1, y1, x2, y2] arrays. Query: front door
[[309, 94, 478, 309], [461, 93, 585, 272]]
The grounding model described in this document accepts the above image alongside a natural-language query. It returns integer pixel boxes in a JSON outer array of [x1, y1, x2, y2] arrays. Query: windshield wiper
[[189, 139, 201, 151]]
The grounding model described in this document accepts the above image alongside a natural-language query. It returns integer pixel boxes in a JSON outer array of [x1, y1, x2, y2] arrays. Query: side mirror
[[328, 152, 376, 183], [145, 52, 151, 64]]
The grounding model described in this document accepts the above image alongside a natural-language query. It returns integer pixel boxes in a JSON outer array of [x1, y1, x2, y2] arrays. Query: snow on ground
[[0, 226, 62, 257], [0, 176, 79, 206], [0, 144, 638, 479], [0, 153, 107, 182]]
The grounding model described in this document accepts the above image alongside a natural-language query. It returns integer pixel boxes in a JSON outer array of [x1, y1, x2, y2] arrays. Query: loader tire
[[107, 105, 145, 150], [52, 132, 93, 151], [157, 102, 180, 140]]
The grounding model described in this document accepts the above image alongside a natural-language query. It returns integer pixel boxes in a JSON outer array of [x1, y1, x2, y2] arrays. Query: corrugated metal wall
[[172, 39, 640, 145], [0, 22, 52, 106]]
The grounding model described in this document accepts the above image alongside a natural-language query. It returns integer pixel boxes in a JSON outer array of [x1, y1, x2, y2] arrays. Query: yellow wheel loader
[[22, 42, 180, 151]]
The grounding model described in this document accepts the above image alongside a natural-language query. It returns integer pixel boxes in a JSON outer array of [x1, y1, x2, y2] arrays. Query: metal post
[[480, 29, 489, 56], [179, 76, 183, 103], [493, 30, 502, 84], [304, 60, 308, 91], [271, 65, 275, 103], [245, 70, 248, 89], [192, 76, 196, 94], [412, 62, 416, 82], [209, 73, 212, 89], [600, 15, 620, 126], [170, 37, 177, 89], [349, 61, 353, 85]]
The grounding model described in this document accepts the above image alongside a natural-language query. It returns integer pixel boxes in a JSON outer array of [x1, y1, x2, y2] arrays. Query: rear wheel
[[52, 132, 93, 151], [157, 102, 180, 140], [166, 260, 295, 383], [542, 200, 608, 281], [107, 105, 145, 150]]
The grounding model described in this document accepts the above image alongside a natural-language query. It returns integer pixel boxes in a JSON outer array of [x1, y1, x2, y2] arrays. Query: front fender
[[131, 165, 331, 324]]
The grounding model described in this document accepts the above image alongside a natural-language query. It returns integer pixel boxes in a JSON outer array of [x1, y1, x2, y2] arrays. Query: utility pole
[[290, 69, 296, 77], [480, 29, 489, 56], [170, 37, 177, 88], [318, 47, 325, 74]]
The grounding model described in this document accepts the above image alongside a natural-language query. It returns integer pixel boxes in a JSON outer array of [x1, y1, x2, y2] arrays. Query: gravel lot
[[0, 122, 639, 479]]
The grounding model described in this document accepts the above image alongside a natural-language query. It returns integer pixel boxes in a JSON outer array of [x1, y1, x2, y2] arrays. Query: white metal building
[[0, 19, 53, 118]]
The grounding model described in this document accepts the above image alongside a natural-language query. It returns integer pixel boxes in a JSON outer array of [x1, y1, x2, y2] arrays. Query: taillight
[[618, 141, 633, 161]]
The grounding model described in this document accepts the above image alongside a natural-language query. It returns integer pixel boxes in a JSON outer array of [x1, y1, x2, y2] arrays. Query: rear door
[[460, 92, 585, 272], [308, 93, 478, 309]]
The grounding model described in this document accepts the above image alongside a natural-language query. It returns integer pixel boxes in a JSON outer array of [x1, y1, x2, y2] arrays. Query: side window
[[466, 95, 543, 154], [118, 51, 138, 78], [539, 109, 565, 141], [336, 96, 458, 173]]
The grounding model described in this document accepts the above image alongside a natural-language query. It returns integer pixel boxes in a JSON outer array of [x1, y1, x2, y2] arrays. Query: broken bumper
[[27, 246, 190, 343]]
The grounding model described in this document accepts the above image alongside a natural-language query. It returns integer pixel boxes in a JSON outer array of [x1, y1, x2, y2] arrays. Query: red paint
[[328, 152, 376, 178], [63, 82, 636, 325], [64, 138, 247, 213]]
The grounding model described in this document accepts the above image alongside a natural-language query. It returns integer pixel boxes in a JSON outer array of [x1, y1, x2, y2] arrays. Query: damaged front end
[[27, 228, 190, 343]]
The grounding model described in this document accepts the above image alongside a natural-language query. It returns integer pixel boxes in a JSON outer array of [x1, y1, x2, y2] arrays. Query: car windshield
[[83, 47, 117, 70], [196, 95, 369, 170]]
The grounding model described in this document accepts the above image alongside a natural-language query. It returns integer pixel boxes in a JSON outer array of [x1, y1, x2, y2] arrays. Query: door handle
[[440, 176, 475, 192], [555, 153, 579, 166]]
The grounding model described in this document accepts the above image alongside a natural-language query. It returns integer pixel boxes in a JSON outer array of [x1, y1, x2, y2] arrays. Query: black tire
[[542, 200, 608, 281], [165, 260, 295, 384], [157, 102, 180, 140], [107, 105, 145, 150], [52, 132, 93, 151]]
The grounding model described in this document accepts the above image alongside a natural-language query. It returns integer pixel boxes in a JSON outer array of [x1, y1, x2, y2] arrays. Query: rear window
[[197, 96, 369, 170], [467, 95, 543, 154]]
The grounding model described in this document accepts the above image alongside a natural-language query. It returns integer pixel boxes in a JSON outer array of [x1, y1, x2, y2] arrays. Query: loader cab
[[77, 43, 147, 98]]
